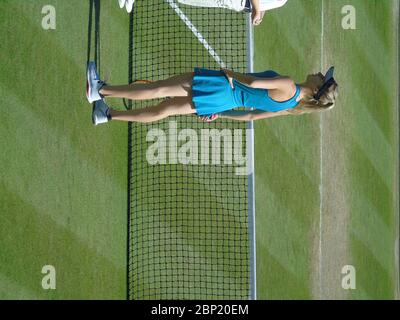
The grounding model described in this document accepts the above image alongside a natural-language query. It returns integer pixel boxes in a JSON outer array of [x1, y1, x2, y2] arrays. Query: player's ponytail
[[288, 81, 338, 115]]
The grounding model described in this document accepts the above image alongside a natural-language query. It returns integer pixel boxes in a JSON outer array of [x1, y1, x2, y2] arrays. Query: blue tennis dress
[[192, 67, 301, 116]]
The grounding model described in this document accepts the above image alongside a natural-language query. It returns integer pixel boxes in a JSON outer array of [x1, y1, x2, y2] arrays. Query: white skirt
[[177, 0, 246, 12]]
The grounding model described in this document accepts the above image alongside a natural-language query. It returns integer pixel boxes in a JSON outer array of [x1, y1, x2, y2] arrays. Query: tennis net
[[127, 0, 255, 300]]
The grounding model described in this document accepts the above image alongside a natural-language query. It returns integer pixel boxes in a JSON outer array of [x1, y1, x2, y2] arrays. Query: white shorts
[[177, 0, 246, 12]]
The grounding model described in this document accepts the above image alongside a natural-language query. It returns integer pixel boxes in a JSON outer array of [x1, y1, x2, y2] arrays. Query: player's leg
[[108, 96, 197, 123], [99, 72, 194, 100]]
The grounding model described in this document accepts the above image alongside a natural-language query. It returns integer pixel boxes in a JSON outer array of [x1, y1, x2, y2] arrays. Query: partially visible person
[[177, 0, 289, 26]]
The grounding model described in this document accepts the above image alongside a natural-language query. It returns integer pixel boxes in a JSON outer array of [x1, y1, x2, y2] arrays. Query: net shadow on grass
[[86, 0, 101, 71]]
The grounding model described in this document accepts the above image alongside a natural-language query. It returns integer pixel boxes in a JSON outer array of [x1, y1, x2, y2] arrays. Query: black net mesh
[[127, 0, 251, 300]]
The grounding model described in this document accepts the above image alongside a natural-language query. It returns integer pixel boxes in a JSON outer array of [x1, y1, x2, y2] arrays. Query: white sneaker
[[118, 0, 125, 8], [92, 99, 111, 125], [86, 61, 105, 103], [125, 0, 135, 13]]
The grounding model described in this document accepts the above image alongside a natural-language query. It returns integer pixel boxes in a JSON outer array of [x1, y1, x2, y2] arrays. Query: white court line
[[319, 0, 325, 300], [166, 0, 226, 67]]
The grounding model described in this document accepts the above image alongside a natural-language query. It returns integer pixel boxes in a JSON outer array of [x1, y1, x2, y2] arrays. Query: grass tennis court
[[0, 0, 398, 299]]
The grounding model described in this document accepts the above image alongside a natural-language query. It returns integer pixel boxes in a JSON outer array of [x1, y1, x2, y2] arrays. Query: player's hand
[[221, 68, 235, 89], [199, 114, 219, 122], [252, 10, 264, 26]]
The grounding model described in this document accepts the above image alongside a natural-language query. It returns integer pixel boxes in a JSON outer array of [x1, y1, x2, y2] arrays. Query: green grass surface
[[0, 0, 398, 299], [0, 0, 128, 299], [254, 0, 398, 299]]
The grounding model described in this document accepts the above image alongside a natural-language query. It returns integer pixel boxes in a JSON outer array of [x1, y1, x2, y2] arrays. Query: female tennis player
[[86, 62, 338, 125], [177, 0, 289, 26]]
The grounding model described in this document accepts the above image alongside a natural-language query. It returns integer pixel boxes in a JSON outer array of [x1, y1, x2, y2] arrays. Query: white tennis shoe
[[118, 0, 125, 8], [86, 61, 105, 103], [92, 99, 111, 126], [125, 0, 135, 13]]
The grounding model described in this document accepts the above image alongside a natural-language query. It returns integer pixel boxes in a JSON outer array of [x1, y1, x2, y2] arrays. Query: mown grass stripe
[[0, 183, 124, 299], [350, 195, 394, 273], [349, 235, 394, 299], [0, 11, 127, 192], [0, 273, 38, 300], [256, 184, 313, 276], [345, 79, 394, 189], [0, 87, 125, 265]]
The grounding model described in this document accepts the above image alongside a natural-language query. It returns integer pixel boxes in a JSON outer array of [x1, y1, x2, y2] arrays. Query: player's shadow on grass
[[124, 11, 134, 110], [87, 0, 101, 71]]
